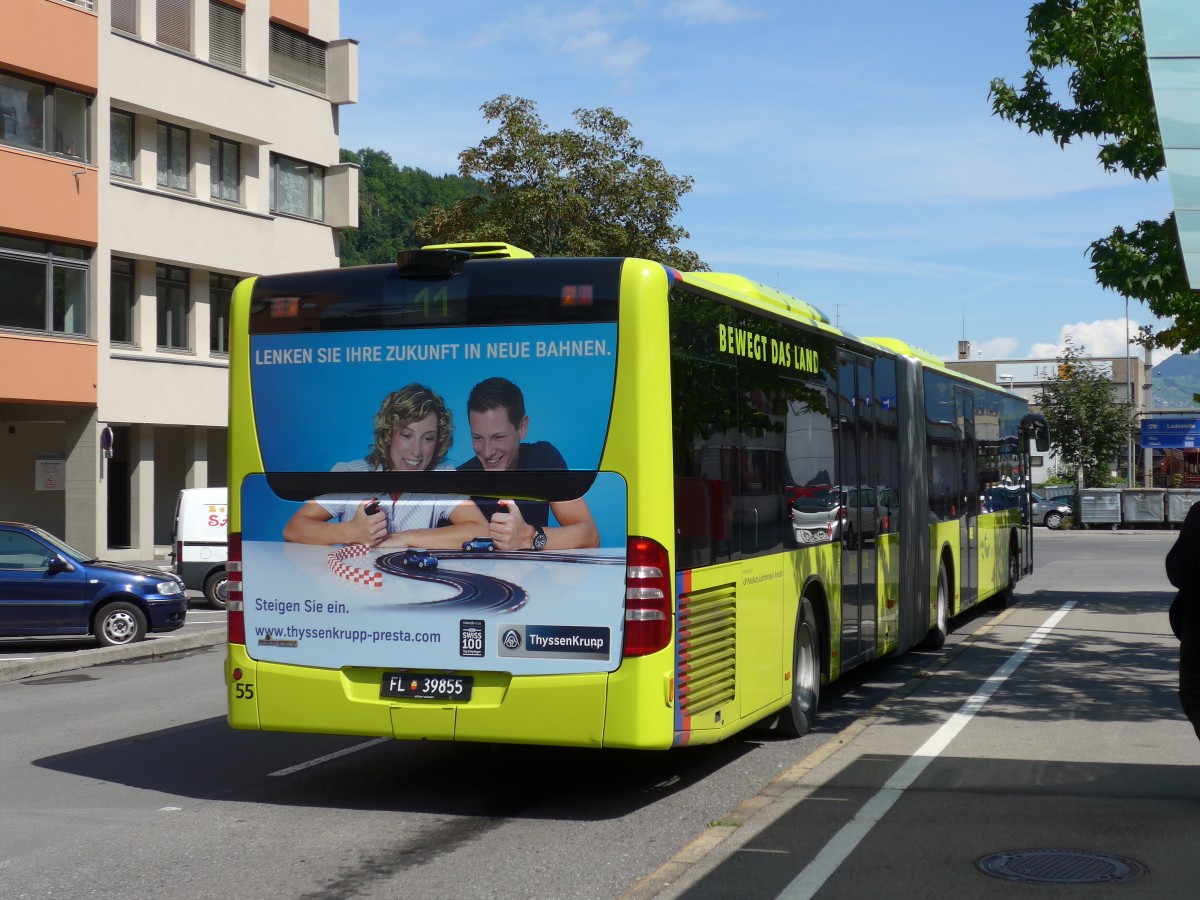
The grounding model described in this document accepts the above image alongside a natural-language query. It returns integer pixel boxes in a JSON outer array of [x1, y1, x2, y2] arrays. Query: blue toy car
[[401, 549, 438, 569], [460, 537, 496, 553]]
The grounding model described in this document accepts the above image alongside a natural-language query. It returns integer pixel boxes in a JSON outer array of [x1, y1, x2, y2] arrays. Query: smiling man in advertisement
[[458, 376, 600, 552]]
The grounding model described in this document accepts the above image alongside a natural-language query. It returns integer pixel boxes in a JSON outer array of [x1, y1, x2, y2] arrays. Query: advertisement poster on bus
[[241, 322, 628, 676]]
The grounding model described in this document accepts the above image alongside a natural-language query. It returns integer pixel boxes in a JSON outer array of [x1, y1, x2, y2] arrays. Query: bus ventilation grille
[[677, 583, 737, 717]]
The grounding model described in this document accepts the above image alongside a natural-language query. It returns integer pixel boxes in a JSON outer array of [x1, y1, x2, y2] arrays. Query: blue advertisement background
[[249, 323, 617, 473]]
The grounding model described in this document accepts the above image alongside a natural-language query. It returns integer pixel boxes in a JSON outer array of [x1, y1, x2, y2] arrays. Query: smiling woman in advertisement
[[283, 384, 487, 548]]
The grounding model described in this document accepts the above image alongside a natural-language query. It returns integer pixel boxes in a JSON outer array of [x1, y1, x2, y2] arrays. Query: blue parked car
[[0, 522, 188, 646]]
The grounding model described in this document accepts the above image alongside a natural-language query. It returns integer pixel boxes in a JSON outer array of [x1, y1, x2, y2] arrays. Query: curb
[[0, 627, 226, 685]]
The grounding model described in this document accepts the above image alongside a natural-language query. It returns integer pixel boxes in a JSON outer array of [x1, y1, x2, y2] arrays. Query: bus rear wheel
[[778, 599, 821, 737], [920, 565, 949, 650], [991, 546, 1020, 610]]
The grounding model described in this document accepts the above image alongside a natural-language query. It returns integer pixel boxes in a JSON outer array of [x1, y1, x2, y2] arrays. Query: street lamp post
[[1126, 297, 1134, 487]]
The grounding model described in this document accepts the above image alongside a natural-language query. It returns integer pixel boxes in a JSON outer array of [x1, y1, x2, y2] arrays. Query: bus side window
[[675, 477, 713, 569]]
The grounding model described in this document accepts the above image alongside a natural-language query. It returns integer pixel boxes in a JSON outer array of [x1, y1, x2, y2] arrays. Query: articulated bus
[[225, 244, 1048, 749]]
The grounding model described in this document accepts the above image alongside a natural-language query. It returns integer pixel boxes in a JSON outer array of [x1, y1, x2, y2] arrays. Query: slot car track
[[372, 550, 625, 614]]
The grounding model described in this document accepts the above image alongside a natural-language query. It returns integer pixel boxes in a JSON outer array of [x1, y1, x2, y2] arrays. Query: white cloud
[[1028, 341, 1062, 358], [973, 337, 1020, 359], [706, 245, 1000, 280], [561, 30, 651, 75], [1028, 318, 1142, 358], [660, 0, 764, 24]]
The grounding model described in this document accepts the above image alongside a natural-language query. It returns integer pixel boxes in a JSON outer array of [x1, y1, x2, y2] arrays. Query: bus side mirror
[[1021, 413, 1050, 453]]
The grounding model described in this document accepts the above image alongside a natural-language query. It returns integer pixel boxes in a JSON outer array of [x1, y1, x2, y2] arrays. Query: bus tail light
[[623, 536, 672, 657], [227, 531, 244, 645]]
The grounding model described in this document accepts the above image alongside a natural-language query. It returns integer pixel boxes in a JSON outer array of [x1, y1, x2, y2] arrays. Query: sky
[[337, 0, 1177, 364]]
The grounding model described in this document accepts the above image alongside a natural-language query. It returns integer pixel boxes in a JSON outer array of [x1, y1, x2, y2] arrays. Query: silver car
[[1031, 492, 1072, 529]]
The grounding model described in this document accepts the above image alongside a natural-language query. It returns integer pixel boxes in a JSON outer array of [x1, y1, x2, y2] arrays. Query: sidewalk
[[0, 627, 225, 685], [632, 533, 1193, 898]]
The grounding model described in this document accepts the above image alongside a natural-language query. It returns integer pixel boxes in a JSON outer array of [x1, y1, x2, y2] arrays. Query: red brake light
[[623, 536, 672, 657], [227, 531, 244, 645]]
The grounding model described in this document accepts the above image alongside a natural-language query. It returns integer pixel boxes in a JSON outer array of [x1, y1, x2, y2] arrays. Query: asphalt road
[[0, 529, 1185, 899]]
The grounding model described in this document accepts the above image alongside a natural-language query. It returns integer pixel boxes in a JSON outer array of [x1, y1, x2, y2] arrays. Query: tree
[[413, 95, 705, 271], [989, 1, 1200, 352], [338, 148, 486, 266], [1036, 338, 1133, 487]]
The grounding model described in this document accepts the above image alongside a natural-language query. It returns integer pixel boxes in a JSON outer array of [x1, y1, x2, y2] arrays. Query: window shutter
[[209, 2, 243, 70], [269, 23, 327, 95], [157, 0, 192, 53], [112, 0, 135, 33]]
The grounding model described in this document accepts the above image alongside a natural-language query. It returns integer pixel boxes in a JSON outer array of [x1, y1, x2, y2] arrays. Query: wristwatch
[[531, 525, 547, 551]]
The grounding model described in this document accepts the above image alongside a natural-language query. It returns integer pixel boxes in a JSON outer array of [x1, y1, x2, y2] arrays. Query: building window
[[156, 264, 190, 350], [52, 91, 87, 158], [110, 110, 134, 179], [111, 256, 136, 345], [112, 0, 136, 33], [0, 235, 89, 337], [0, 71, 91, 162], [209, 136, 239, 203], [156, 121, 189, 192], [209, 1, 244, 71], [157, 0, 192, 53], [269, 154, 324, 221], [269, 23, 327, 94], [210, 273, 236, 354]]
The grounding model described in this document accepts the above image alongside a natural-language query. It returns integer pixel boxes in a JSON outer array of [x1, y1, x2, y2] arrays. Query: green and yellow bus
[[225, 244, 1047, 748]]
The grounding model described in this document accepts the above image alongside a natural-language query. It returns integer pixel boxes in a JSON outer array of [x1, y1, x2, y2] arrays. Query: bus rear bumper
[[226, 644, 614, 747]]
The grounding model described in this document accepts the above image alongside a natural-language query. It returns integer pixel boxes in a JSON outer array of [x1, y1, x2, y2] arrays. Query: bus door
[[955, 387, 977, 608], [837, 351, 878, 666]]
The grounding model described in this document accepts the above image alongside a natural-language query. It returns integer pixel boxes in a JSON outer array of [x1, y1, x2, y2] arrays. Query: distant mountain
[[1152, 353, 1200, 408]]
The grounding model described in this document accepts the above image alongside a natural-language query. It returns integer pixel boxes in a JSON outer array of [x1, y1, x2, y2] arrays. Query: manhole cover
[[977, 849, 1146, 885]]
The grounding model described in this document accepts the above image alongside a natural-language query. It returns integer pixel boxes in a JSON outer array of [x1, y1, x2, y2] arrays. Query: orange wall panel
[[270, 0, 310, 32], [0, 335, 96, 406], [0, 149, 97, 246], [1, 0, 98, 93]]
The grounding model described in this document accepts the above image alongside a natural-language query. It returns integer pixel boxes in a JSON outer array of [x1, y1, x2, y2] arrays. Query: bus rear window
[[249, 258, 622, 334]]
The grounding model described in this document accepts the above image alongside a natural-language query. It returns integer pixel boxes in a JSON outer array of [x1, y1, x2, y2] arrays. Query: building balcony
[[0, 333, 96, 406], [0, 147, 97, 245], [2, 0, 97, 92]]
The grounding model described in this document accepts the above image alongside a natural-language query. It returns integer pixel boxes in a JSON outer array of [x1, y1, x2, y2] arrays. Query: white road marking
[[268, 737, 389, 777], [777, 599, 1078, 900]]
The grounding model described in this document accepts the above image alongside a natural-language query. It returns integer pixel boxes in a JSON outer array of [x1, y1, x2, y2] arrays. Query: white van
[[171, 487, 228, 609]]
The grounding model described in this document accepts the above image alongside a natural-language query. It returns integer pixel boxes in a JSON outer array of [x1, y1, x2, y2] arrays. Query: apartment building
[[0, 0, 358, 558]]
